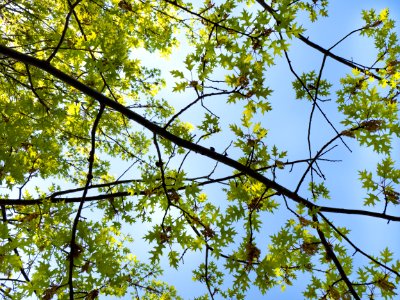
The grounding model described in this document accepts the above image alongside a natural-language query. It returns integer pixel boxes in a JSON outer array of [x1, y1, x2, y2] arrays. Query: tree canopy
[[0, 0, 399, 299]]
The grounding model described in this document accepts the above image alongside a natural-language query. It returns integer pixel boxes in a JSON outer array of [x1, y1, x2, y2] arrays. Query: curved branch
[[312, 214, 360, 299], [319, 213, 400, 278], [47, 0, 82, 62], [298, 34, 382, 80], [68, 103, 105, 299]]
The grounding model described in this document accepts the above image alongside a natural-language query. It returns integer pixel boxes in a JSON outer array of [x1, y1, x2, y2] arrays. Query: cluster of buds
[[360, 119, 384, 132], [245, 241, 261, 265], [376, 276, 396, 292], [118, 0, 132, 11], [301, 242, 319, 256], [340, 129, 356, 138], [384, 188, 400, 204], [168, 189, 180, 203], [159, 227, 171, 244], [201, 225, 215, 239], [342, 119, 385, 137], [248, 197, 263, 211]]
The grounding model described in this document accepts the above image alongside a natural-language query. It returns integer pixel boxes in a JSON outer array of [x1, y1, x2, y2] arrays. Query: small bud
[[189, 80, 198, 88]]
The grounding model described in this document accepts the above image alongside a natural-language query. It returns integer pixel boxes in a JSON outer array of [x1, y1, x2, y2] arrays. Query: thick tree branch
[[0, 45, 312, 214]]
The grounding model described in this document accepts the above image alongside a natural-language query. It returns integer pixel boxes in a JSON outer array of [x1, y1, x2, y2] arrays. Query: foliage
[[0, 0, 399, 299]]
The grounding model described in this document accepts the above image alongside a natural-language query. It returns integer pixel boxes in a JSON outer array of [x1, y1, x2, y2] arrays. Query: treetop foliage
[[0, 0, 399, 299]]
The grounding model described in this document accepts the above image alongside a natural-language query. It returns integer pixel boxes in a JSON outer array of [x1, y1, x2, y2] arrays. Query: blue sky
[[106, 1, 400, 299], [1, 1, 399, 299]]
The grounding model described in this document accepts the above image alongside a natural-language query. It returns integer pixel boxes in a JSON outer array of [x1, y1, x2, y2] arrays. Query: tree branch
[[319, 213, 400, 278], [46, 0, 82, 62], [312, 214, 360, 299], [255, 0, 382, 80], [68, 103, 104, 300]]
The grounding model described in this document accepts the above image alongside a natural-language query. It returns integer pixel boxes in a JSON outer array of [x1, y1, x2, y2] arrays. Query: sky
[[4, 0, 398, 299], [107, 1, 400, 299]]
